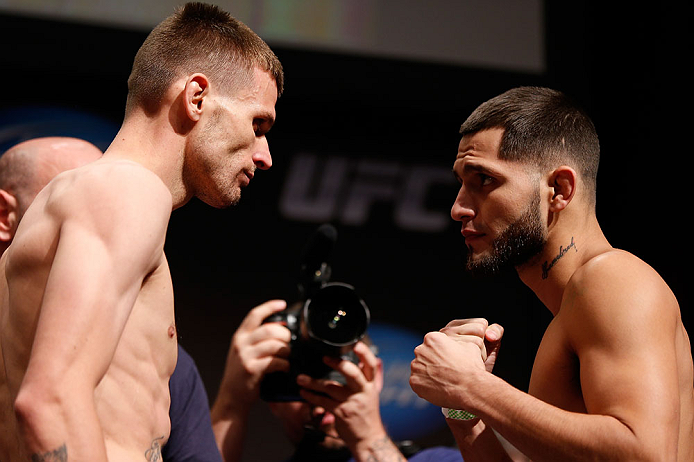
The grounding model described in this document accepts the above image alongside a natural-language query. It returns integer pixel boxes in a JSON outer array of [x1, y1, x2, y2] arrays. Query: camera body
[[260, 282, 370, 401]]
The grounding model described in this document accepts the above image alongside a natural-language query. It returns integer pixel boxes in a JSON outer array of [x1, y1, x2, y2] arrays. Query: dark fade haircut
[[126, 2, 284, 115], [460, 87, 600, 207]]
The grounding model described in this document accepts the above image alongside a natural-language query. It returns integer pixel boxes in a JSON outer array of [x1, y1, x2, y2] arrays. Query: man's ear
[[547, 166, 577, 213], [183, 73, 210, 122], [0, 189, 19, 243]]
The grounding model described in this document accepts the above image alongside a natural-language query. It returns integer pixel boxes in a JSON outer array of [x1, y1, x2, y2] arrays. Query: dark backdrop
[[1, 2, 687, 459]]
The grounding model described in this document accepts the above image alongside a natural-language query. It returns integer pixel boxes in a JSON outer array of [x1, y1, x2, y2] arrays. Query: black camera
[[260, 225, 370, 402]]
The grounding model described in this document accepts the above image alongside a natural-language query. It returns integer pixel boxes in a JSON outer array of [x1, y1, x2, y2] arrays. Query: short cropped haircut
[[126, 2, 284, 115], [460, 87, 600, 206], [0, 147, 34, 206]]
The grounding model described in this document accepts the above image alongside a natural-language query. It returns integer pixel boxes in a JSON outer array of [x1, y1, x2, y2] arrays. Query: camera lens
[[304, 283, 369, 346]]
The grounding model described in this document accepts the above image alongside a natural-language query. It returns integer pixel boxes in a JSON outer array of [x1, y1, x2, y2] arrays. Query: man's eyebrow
[[453, 161, 501, 182], [465, 163, 487, 172], [462, 162, 497, 176]]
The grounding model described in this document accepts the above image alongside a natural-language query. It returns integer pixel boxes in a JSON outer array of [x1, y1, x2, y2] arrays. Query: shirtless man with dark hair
[[410, 87, 693, 461], [0, 3, 283, 460]]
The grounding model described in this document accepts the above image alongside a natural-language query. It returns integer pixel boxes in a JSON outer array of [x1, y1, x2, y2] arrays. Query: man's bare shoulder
[[37, 159, 173, 227], [10, 159, 173, 271], [561, 249, 679, 339], [572, 249, 674, 298], [51, 159, 171, 206]]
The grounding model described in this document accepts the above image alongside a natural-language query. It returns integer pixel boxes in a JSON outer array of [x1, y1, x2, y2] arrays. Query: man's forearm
[[210, 395, 251, 462], [14, 387, 108, 461], [454, 373, 652, 462], [350, 435, 406, 462], [28, 443, 68, 461], [447, 418, 515, 462]]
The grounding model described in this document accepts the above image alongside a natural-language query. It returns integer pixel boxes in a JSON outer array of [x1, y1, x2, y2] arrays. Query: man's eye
[[480, 174, 493, 186], [253, 119, 265, 136]]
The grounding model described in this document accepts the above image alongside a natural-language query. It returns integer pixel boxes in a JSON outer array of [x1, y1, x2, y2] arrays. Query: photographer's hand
[[296, 341, 406, 462], [210, 300, 292, 462]]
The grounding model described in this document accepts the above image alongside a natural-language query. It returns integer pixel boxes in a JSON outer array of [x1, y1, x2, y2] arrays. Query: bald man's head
[[0, 137, 102, 254]]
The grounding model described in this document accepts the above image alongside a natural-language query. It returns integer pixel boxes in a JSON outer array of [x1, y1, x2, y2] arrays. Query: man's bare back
[[529, 249, 694, 461], [0, 160, 177, 461]]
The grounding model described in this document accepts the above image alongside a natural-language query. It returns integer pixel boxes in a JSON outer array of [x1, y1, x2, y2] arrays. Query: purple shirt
[[163, 345, 223, 462]]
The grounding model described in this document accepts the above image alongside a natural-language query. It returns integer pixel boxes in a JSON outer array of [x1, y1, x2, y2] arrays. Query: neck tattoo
[[541, 236, 577, 280]]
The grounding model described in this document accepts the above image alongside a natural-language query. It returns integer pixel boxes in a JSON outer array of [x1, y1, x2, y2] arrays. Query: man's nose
[[252, 138, 272, 170], [311, 405, 323, 417], [451, 186, 474, 222]]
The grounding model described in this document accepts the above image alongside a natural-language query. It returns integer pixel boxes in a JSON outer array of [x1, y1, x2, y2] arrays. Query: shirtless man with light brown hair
[[0, 2, 283, 460], [410, 87, 693, 461]]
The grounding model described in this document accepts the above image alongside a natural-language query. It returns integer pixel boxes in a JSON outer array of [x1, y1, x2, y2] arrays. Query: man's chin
[[295, 429, 349, 460], [465, 251, 502, 277], [305, 424, 345, 450], [197, 190, 241, 209], [319, 432, 346, 451], [211, 193, 241, 209]]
